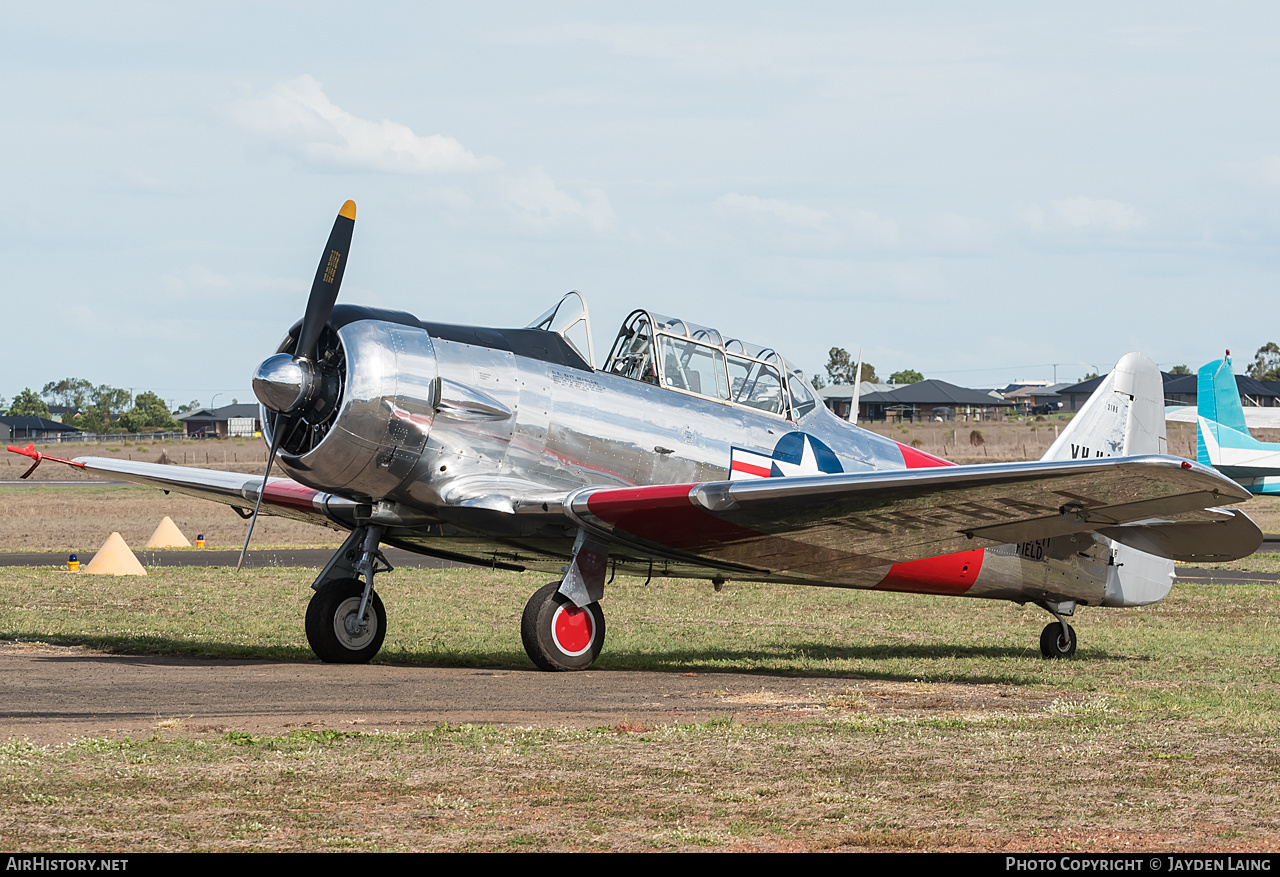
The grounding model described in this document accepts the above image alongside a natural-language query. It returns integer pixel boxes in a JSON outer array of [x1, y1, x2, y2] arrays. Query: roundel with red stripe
[[729, 432, 843, 481]]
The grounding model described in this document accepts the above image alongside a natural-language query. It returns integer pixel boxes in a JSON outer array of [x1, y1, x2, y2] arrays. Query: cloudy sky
[[5, 3, 1280, 409]]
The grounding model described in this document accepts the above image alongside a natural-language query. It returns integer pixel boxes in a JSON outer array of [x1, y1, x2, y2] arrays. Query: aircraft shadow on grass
[[14, 631, 1143, 685]]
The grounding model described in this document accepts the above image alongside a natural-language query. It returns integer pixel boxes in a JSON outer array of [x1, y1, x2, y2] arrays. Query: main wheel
[[521, 581, 605, 671], [1039, 621, 1077, 659], [305, 578, 387, 663]]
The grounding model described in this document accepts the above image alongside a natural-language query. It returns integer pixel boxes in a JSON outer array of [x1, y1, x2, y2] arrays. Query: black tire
[[520, 581, 605, 671], [305, 578, 386, 663], [1039, 621, 1077, 659]]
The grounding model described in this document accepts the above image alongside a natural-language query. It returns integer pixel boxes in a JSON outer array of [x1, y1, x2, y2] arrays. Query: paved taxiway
[[0, 641, 876, 744]]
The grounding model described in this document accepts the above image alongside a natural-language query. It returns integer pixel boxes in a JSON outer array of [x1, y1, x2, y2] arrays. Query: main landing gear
[[1037, 600, 1078, 659], [306, 526, 391, 663], [521, 531, 610, 671], [521, 581, 606, 671]]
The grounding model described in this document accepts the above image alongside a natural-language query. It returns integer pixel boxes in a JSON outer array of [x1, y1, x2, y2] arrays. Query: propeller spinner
[[240, 200, 357, 570]]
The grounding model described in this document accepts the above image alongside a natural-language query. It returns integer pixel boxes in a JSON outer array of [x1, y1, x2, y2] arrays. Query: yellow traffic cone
[[145, 516, 191, 548], [83, 532, 147, 576]]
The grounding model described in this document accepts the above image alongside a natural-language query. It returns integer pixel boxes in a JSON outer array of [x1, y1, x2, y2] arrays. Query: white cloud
[[924, 212, 990, 249], [494, 167, 615, 233], [1016, 198, 1143, 232], [847, 209, 900, 246], [716, 193, 830, 229], [160, 264, 304, 296], [1050, 197, 1144, 231], [1249, 156, 1280, 187], [1014, 203, 1045, 230], [230, 75, 498, 174]]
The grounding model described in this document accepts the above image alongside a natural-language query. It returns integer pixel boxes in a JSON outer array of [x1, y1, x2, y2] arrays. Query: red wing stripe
[[263, 481, 322, 513], [584, 484, 766, 551]]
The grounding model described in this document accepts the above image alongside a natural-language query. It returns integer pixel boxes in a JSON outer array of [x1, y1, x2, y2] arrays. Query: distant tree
[[118, 392, 180, 433], [1168, 365, 1192, 375], [890, 369, 924, 385], [90, 385, 132, 421], [1079, 371, 1099, 382], [1249, 342, 1280, 382], [176, 399, 202, 413], [73, 407, 111, 435], [810, 374, 827, 389], [824, 348, 856, 384], [40, 378, 93, 410], [7, 388, 50, 418], [825, 348, 877, 385]]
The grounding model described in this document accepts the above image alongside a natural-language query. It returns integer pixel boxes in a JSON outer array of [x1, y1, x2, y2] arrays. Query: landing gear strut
[[305, 526, 392, 663]]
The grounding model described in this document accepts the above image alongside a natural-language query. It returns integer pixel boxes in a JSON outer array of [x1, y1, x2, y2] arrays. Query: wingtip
[[339, 200, 357, 220]]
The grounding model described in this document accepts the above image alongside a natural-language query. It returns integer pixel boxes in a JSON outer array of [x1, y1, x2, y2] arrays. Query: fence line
[[24, 432, 202, 444]]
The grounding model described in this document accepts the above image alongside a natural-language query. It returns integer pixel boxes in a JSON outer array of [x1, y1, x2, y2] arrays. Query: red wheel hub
[[552, 604, 594, 656]]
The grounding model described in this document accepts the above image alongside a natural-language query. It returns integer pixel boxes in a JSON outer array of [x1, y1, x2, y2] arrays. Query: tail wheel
[[521, 581, 605, 671], [305, 578, 386, 663], [1039, 621, 1077, 659]]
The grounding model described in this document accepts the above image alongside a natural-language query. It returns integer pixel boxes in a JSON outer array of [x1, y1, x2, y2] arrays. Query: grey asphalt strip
[[0, 547, 473, 570], [1175, 568, 1280, 584]]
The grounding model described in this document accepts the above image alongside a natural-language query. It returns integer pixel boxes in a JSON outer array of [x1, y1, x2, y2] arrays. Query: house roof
[[1001, 382, 1072, 400], [0, 415, 82, 433], [817, 381, 895, 401], [862, 379, 1013, 408], [1057, 372, 1280, 400], [177, 403, 261, 422]]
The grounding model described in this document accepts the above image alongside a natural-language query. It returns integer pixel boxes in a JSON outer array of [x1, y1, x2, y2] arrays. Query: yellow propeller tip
[[339, 200, 356, 220]]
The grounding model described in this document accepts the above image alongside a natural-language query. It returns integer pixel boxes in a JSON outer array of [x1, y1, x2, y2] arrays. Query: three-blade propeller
[[238, 200, 356, 571]]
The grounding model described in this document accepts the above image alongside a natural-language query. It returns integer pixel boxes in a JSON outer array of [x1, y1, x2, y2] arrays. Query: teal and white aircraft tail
[[1197, 353, 1280, 495]]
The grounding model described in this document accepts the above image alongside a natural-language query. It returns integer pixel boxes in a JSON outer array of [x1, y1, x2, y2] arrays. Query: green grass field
[[2, 566, 1280, 851]]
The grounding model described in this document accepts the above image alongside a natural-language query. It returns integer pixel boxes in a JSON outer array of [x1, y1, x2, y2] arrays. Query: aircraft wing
[[567, 455, 1258, 575], [6, 446, 360, 529]]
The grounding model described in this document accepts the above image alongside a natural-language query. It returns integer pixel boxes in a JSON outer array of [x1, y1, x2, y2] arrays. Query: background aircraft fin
[[1041, 352, 1167, 462]]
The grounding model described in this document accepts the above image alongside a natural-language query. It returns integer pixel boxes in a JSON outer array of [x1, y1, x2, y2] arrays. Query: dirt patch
[[0, 485, 338, 551]]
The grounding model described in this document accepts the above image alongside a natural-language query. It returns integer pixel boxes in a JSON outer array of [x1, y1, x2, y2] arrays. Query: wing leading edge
[[566, 455, 1259, 583], [55, 454, 360, 530]]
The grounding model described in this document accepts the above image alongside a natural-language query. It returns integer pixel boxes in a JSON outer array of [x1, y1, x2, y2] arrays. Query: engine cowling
[[261, 319, 439, 501]]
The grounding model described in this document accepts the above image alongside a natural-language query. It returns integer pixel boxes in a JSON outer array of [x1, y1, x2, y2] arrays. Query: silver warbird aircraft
[[10, 203, 1263, 669]]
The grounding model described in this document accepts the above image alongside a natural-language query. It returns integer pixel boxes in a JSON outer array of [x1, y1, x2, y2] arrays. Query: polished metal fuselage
[[265, 317, 1167, 609]]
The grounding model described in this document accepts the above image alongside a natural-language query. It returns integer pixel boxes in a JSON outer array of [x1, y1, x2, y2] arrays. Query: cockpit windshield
[[526, 291, 595, 366], [603, 308, 815, 421]]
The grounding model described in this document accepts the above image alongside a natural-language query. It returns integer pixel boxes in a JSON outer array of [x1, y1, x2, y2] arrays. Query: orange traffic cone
[[145, 516, 191, 548], [83, 532, 147, 576]]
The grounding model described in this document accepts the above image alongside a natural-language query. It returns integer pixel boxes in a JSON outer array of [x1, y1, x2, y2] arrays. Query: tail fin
[[1197, 354, 1268, 465], [1042, 352, 1166, 462], [1195, 353, 1280, 489], [1042, 354, 1174, 607]]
